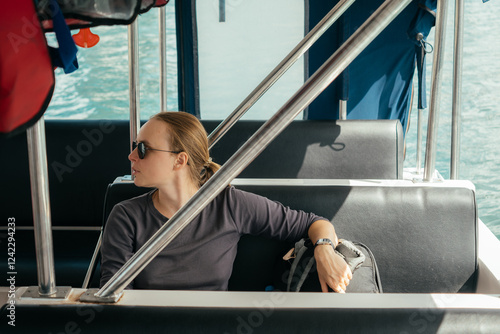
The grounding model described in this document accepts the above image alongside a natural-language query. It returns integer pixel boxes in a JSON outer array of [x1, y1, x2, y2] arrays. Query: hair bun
[[203, 157, 213, 168]]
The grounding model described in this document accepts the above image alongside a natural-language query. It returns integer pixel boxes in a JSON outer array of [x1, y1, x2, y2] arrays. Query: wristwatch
[[314, 238, 334, 248]]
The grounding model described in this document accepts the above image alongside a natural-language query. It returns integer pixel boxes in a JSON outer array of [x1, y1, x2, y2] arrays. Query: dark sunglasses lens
[[133, 141, 145, 159], [138, 142, 145, 159]]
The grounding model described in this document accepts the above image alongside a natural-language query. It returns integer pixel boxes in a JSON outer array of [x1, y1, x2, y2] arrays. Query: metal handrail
[[424, 0, 449, 181], [27, 117, 57, 296], [450, 0, 463, 179], [82, 230, 103, 289], [207, 0, 357, 149], [128, 20, 141, 170], [159, 6, 168, 111], [416, 107, 424, 174], [92, 0, 412, 301]]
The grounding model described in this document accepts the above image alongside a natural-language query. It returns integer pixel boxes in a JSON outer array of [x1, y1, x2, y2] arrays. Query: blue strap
[[47, 0, 79, 74], [416, 44, 427, 110]]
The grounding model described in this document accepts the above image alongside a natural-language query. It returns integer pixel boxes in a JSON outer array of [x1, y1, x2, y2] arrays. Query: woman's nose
[[128, 147, 138, 162]]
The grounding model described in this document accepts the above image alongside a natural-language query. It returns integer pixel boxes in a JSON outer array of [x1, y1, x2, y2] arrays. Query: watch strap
[[314, 238, 334, 248]]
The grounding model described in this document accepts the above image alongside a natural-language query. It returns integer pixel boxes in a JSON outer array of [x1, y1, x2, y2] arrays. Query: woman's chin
[[133, 177, 153, 189], [132, 176, 144, 186]]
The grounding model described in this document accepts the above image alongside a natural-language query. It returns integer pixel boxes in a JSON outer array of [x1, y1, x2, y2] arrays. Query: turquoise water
[[404, 0, 500, 239], [45, 1, 499, 239]]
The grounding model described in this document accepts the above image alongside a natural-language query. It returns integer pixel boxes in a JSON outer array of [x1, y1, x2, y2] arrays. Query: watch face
[[315, 238, 333, 246]]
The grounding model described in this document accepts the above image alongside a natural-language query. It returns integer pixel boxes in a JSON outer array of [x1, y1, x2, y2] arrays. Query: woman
[[100, 111, 351, 292]]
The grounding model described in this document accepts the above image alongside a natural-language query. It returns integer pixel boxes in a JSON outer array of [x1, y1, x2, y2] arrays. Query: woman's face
[[128, 119, 178, 188]]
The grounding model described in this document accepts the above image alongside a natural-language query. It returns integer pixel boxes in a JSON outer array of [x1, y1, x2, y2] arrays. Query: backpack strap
[[295, 256, 316, 292], [287, 239, 311, 292]]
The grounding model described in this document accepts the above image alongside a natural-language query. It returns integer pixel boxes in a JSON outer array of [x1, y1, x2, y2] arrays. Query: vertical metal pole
[[339, 100, 347, 119], [82, 231, 102, 289], [159, 6, 168, 111], [128, 20, 141, 170], [416, 108, 424, 174], [423, 0, 448, 181], [450, 0, 463, 179], [26, 117, 57, 296]]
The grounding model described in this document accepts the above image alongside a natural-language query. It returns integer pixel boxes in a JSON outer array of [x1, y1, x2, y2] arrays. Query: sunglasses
[[132, 141, 182, 159]]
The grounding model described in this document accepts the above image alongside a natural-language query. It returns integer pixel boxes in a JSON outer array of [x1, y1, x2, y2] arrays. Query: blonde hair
[[152, 111, 220, 188]]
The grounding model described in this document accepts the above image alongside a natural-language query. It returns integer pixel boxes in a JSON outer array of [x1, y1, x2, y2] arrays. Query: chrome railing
[[26, 118, 57, 296], [450, 0, 464, 179], [423, 0, 449, 181], [159, 5, 168, 112], [128, 20, 141, 167]]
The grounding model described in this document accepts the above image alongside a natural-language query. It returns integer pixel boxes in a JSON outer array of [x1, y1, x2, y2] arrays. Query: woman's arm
[[227, 188, 351, 292], [308, 220, 352, 293]]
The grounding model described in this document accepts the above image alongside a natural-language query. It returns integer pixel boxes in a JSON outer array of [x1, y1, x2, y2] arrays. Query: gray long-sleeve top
[[100, 186, 326, 290]]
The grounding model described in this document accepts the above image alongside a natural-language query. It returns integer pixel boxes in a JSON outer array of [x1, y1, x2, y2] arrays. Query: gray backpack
[[286, 239, 383, 293]]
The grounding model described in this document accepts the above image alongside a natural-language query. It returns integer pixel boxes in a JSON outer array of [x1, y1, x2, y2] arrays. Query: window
[[196, 0, 305, 120], [44, 1, 178, 120]]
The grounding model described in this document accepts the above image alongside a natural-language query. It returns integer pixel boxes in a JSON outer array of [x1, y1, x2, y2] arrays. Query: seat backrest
[[0, 120, 132, 229], [0, 119, 402, 229], [204, 119, 404, 179]]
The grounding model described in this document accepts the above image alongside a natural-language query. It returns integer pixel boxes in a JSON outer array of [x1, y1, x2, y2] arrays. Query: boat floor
[[2, 286, 499, 310]]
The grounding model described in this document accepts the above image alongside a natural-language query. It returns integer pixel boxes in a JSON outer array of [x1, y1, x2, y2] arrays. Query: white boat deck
[[1, 287, 499, 309]]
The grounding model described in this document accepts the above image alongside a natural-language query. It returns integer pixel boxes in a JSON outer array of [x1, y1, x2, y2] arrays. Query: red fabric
[[155, 0, 170, 6], [1, 0, 54, 135], [42, 18, 92, 31]]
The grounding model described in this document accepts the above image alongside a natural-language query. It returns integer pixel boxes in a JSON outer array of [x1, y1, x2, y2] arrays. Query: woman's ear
[[174, 152, 189, 169]]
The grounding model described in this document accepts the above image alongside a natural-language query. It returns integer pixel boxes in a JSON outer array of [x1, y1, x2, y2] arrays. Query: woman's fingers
[[344, 277, 350, 286], [322, 273, 349, 293], [315, 246, 354, 293], [320, 280, 329, 293]]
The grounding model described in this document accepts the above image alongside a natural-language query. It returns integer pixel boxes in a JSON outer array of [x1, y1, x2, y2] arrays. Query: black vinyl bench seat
[[87, 179, 478, 294]]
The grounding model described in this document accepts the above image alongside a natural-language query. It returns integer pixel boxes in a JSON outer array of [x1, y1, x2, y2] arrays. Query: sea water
[[405, 0, 500, 239], [44, 0, 500, 239]]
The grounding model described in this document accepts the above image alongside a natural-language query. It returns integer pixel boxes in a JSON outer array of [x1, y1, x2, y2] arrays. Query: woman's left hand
[[314, 244, 352, 293]]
